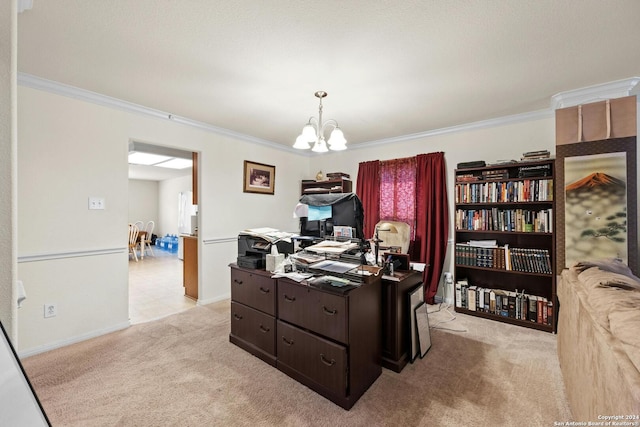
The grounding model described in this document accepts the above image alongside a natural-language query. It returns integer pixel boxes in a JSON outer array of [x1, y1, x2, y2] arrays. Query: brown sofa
[[557, 259, 640, 421]]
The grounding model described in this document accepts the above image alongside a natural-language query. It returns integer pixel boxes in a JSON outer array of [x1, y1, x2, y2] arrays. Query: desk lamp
[[373, 222, 398, 266]]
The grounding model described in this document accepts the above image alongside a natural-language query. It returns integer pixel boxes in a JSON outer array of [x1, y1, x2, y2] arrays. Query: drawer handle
[[233, 279, 243, 285], [283, 294, 296, 302], [233, 313, 243, 320], [259, 287, 270, 294], [322, 306, 337, 315], [320, 354, 336, 367], [259, 324, 270, 333], [281, 336, 294, 346]]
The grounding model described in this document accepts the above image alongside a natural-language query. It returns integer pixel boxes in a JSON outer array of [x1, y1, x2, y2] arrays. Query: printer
[[237, 232, 294, 269]]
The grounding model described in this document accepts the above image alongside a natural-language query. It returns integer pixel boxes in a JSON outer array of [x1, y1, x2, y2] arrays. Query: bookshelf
[[453, 159, 557, 333]]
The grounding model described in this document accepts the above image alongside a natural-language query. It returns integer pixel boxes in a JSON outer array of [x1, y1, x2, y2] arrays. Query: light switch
[[88, 197, 105, 210]]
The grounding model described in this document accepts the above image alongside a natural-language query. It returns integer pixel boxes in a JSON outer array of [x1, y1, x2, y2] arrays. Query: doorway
[[128, 248, 195, 323], [127, 141, 198, 324]]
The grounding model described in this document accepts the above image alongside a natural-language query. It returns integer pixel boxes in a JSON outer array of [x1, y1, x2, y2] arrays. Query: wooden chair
[[128, 224, 140, 262], [143, 220, 155, 257]]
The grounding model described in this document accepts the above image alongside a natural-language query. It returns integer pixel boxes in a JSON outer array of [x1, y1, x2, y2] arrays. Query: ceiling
[[17, 1, 640, 151]]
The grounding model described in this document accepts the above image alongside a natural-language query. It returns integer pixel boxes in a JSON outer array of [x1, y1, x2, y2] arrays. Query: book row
[[455, 207, 553, 233], [455, 243, 553, 274], [455, 179, 553, 204], [455, 280, 553, 326]]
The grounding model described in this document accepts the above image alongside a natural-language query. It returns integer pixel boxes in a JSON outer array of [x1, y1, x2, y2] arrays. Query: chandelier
[[293, 91, 347, 152]]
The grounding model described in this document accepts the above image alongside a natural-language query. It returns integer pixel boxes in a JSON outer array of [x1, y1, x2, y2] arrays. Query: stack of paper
[[305, 240, 359, 254]]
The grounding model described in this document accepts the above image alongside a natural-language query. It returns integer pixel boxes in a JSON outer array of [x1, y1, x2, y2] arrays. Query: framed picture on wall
[[556, 137, 637, 273], [243, 160, 275, 195]]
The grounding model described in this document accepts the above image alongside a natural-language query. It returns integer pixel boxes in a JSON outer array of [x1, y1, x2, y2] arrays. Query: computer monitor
[[299, 193, 364, 239]]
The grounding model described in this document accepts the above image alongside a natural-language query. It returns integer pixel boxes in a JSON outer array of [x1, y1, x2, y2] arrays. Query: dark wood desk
[[229, 263, 382, 410], [381, 270, 423, 373]]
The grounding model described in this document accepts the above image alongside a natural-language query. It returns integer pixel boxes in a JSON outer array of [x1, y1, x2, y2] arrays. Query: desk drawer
[[231, 268, 276, 315], [277, 320, 347, 396], [230, 302, 275, 356], [278, 280, 347, 343]]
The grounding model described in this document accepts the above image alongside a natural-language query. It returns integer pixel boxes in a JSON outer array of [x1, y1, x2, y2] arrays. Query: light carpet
[[22, 301, 573, 426]]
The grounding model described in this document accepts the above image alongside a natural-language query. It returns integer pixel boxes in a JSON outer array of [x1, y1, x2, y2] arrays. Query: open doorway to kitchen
[[127, 141, 199, 324]]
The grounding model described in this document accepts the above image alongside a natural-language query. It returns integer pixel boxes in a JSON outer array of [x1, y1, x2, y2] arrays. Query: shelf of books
[[454, 158, 556, 332]]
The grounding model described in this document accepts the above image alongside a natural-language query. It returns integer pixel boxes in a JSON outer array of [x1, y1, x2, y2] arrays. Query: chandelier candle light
[[293, 91, 347, 152]]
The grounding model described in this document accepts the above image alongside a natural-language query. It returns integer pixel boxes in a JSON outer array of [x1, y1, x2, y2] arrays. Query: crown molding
[[354, 108, 554, 149], [17, 73, 302, 155], [23, 72, 636, 154], [550, 77, 640, 110]]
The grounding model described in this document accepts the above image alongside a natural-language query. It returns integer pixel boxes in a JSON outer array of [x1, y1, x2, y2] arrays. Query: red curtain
[[356, 161, 381, 239], [379, 157, 417, 238], [414, 152, 449, 304]]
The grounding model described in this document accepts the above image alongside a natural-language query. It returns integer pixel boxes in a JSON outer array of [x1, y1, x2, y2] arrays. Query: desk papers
[[305, 240, 359, 255], [310, 260, 358, 274], [242, 228, 295, 243]]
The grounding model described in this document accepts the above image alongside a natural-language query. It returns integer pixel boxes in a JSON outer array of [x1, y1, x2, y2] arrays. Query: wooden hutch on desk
[[301, 178, 352, 195]]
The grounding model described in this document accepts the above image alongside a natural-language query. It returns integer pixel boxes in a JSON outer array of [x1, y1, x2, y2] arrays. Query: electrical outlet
[[44, 303, 57, 318]]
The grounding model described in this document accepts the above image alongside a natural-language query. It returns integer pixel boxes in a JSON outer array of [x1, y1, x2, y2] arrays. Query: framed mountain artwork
[[557, 139, 637, 273], [563, 151, 631, 267], [555, 96, 637, 274]]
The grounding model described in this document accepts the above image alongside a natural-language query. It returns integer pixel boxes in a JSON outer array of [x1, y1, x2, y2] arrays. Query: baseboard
[[18, 321, 131, 358], [197, 293, 231, 306]]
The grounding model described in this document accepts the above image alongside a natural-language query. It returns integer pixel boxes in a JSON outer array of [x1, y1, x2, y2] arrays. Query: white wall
[[128, 179, 159, 231], [0, 2, 17, 338], [17, 85, 307, 354]]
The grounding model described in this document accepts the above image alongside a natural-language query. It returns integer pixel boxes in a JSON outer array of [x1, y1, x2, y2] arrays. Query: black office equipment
[[237, 233, 294, 269], [298, 193, 364, 239]]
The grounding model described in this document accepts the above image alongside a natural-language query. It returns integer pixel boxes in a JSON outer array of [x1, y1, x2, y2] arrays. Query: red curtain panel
[[415, 152, 449, 304]]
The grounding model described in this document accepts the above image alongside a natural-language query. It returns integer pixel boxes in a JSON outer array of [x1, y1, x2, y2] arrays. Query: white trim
[[19, 72, 637, 152], [354, 109, 554, 149], [18, 321, 130, 357], [197, 294, 231, 306], [202, 236, 237, 245], [18, 73, 169, 119], [17, 73, 303, 155], [550, 77, 640, 110], [18, 247, 126, 263], [168, 115, 300, 153]]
